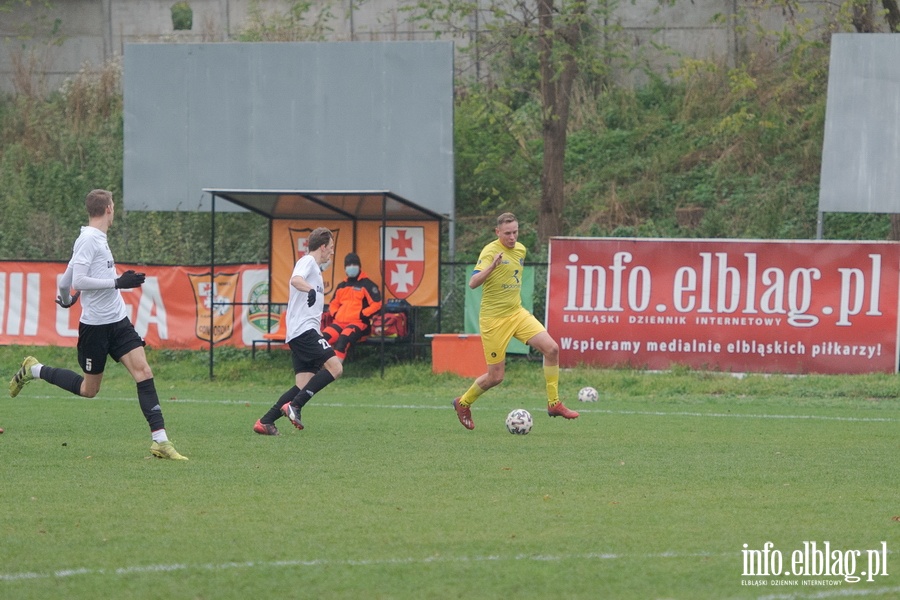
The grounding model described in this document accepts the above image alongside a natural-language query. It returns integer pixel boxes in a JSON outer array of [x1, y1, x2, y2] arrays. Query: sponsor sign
[[241, 268, 276, 344], [547, 238, 900, 374]]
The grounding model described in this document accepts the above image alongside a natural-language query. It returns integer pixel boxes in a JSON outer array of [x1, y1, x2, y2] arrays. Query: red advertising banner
[[0, 262, 278, 350], [547, 239, 900, 374]]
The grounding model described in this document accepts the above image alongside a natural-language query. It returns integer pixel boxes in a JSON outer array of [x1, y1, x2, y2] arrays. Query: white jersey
[[67, 226, 127, 325], [285, 254, 326, 342]]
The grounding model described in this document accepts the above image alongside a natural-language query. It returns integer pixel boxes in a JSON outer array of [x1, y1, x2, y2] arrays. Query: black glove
[[307, 288, 316, 307], [55, 291, 80, 308], [115, 270, 145, 289]]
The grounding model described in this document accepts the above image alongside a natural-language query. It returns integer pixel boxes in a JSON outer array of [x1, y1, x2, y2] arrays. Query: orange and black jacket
[[328, 271, 383, 325]]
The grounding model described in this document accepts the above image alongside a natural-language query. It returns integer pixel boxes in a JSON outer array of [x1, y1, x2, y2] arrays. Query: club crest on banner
[[288, 226, 339, 295], [188, 272, 238, 343], [380, 226, 424, 299]]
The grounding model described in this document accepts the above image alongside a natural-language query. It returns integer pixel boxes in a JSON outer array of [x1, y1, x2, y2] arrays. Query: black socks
[[40, 366, 85, 396], [136, 378, 165, 432]]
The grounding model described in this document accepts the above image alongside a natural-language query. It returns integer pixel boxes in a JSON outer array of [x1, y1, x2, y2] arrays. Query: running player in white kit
[[253, 227, 343, 435], [8, 189, 188, 460]]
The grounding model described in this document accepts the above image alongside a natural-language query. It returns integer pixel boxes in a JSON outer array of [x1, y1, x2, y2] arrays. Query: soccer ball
[[578, 386, 599, 402], [505, 409, 533, 435]]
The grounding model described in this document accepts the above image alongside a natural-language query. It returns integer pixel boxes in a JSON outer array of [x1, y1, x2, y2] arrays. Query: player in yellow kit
[[452, 212, 578, 429]]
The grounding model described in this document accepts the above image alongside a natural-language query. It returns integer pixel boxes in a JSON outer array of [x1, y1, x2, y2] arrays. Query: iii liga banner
[[0, 262, 279, 350]]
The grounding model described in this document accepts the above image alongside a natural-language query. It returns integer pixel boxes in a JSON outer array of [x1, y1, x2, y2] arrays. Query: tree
[[408, 0, 628, 245], [537, 0, 583, 242]]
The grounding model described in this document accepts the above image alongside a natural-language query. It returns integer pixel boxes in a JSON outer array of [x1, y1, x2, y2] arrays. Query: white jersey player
[[253, 227, 343, 435], [8, 189, 188, 460]]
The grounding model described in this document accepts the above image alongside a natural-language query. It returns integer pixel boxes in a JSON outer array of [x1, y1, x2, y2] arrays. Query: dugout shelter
[[204, 188, 444, 378]]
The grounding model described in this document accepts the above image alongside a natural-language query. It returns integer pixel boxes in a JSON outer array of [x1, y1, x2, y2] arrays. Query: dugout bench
[[251, 300, 415, 360]]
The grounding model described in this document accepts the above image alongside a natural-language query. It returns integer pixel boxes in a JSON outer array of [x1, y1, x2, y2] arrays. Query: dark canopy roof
[[203, 189, 444, 221]]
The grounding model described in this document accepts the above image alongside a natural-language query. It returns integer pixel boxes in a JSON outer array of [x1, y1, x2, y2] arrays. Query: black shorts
[[288, 329, 336, 374], [77, 317, 146, 375]]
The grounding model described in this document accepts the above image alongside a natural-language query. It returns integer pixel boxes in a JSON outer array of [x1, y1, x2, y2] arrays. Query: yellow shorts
[[480, 308, 545, 365]]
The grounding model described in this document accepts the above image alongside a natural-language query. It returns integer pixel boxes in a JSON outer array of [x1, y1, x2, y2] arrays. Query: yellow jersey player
[[453, 212, 578, 429]]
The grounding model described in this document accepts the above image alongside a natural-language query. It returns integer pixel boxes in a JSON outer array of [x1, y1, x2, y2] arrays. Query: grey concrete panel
[[123, 41, 454, 215], [819, 34, 900, 213]]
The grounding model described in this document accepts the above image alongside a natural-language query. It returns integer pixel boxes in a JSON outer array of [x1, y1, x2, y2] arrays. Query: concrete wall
[[0, 0, 771, 95]]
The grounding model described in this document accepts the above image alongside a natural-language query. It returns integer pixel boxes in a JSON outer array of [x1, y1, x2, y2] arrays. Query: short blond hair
[[496, 212, 517, 228]]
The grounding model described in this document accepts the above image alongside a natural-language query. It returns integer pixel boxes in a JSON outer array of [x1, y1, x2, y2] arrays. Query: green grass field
[[0, 345, 898, 600]]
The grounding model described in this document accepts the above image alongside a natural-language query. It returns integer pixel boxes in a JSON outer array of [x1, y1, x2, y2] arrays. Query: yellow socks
[[458, 382, 486, 407], [545, 364, 560, 407], [459, 366, 559, 408]]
